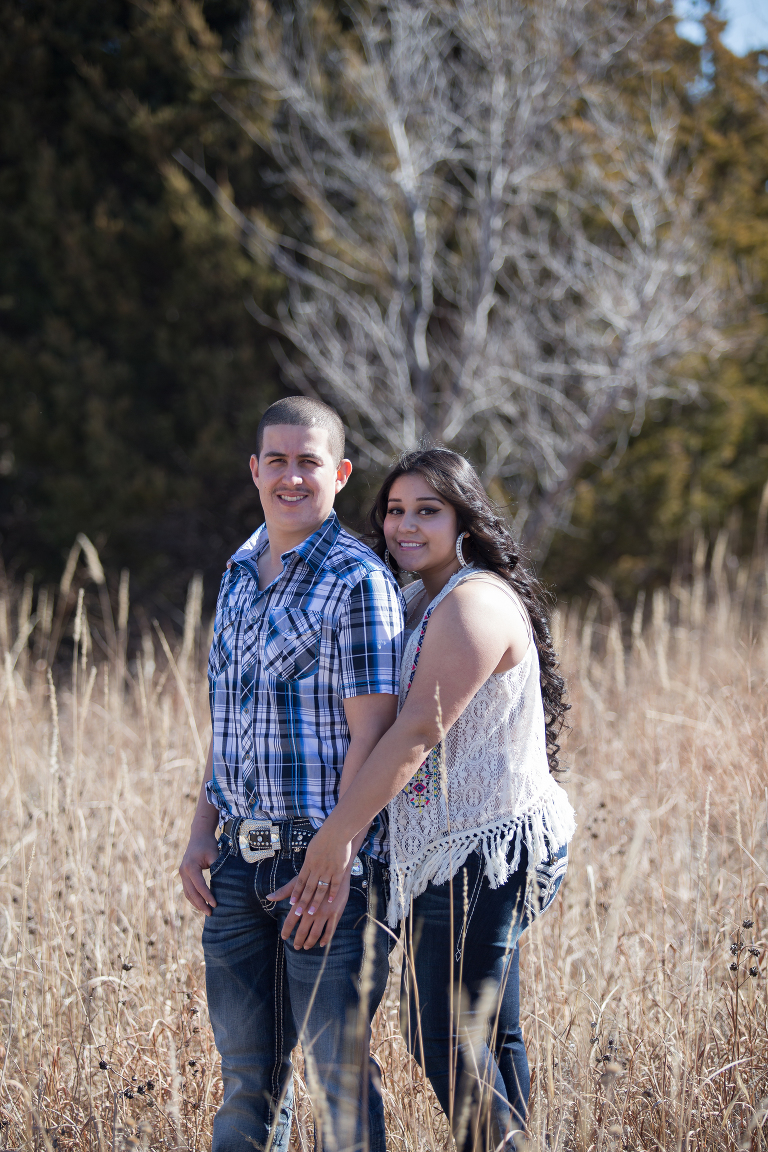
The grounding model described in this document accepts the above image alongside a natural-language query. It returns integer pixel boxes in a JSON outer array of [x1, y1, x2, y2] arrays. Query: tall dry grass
[[0, 536, 767, 1150]]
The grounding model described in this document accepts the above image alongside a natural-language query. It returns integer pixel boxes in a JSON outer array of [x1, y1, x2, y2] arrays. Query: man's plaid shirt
[[206, 512, 404, 861]]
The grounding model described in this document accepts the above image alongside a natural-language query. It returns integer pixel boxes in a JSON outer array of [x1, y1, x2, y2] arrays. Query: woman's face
[[383, 472, 460, 579]]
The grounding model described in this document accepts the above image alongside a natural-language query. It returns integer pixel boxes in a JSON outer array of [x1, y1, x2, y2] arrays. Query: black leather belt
[[221, 816, 316, 863]]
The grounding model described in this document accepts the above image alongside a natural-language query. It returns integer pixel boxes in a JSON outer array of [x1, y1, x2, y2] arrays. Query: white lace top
[[386, 568, 576, 926]]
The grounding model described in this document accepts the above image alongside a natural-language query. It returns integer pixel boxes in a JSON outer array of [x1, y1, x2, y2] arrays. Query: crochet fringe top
[[386, 568, 576, 927]]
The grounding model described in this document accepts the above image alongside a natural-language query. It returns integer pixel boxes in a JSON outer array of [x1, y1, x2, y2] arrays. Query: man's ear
[[335, 458, 352, 492], [250, 454, 259, 486]]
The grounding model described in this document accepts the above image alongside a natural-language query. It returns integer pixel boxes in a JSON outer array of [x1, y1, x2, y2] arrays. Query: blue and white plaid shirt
[[206, 512, 404, 860]]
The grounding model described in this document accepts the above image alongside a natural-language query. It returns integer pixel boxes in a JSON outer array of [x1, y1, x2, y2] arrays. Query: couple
[[180, 396, 575, 1152]]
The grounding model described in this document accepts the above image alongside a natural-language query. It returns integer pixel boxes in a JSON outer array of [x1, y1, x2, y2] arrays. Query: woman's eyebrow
[[387, 494, 445, 504]]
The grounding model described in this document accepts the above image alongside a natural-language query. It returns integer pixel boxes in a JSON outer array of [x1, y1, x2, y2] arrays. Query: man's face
[[250, 425, 351, 545]]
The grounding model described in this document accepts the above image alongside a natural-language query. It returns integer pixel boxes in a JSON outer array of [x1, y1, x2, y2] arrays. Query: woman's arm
[[277, 691, 398, 949], [284, 580, 530, 920]]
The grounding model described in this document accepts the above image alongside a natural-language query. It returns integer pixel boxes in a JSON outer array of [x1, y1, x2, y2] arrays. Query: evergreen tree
[[544, 21, 768, 598], [0, 0, 280, 604]]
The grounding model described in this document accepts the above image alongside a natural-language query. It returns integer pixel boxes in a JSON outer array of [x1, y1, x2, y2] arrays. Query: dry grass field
[[1, 542, 767, 1150]]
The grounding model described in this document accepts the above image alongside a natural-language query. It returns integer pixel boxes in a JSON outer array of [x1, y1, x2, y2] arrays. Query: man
[[179, 396, 404, 1152]]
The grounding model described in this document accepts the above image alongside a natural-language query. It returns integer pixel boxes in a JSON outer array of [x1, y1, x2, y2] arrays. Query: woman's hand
[[280, 872, 353, 950], [270, 822, 354, 929]]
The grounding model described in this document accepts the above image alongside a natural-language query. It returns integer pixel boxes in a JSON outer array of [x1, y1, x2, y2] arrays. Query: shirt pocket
[[262, 607, 323, 682], [209, 610, 237, 678]]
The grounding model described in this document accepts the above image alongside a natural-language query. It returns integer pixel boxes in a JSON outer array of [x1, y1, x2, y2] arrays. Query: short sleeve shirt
[[206, 512, 404, 860]]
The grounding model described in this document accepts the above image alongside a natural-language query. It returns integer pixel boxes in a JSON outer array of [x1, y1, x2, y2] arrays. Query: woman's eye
[[386, 507, 402, 515]]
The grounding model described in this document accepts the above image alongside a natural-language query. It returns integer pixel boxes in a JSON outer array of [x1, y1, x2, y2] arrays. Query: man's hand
[[179, 829, 219, 915], [271, 872, 352, 949], [179, 741, 220, 915]]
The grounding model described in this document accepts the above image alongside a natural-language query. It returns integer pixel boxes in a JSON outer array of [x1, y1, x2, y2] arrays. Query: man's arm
[[179, 742, 220, 915], [275, 692, 398, 948]]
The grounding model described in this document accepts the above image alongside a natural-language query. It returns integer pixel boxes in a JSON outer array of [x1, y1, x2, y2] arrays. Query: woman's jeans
[[203, 835, 391, 1152], [402, 841, 567, 1152]]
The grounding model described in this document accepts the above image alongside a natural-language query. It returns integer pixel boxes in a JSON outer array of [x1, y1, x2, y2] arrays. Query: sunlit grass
[[0, 541, 766, 1149]]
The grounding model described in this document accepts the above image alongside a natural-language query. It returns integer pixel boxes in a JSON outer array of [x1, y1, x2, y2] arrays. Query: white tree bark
[[176, 0, 724, 556]]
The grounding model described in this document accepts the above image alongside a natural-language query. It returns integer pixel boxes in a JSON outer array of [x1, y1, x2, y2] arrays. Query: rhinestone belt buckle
[[239, 819, 280, 864]]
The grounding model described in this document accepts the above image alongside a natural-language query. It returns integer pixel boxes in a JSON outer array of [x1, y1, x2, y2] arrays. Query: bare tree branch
[[184, 0, 728, 557]]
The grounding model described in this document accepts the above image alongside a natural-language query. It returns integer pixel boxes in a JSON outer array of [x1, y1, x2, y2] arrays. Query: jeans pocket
[[343, 855, 378, 928], [347, 864, 369, 917], [525, 843, 568, 922], [209, 834, 233, 879]]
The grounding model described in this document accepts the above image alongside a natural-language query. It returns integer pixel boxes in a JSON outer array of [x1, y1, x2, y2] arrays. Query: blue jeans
[[203, 832, 392, 1152], [402, 841, 567, 1152]]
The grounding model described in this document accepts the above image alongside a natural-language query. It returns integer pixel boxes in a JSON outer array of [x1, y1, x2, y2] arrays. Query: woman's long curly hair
[[367, 448, 569, 775]]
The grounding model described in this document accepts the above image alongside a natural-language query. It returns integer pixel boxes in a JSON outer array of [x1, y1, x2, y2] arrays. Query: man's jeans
[[203, 832, 392, 1152]]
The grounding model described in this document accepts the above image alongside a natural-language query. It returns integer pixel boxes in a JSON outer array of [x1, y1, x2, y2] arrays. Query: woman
[[282, 448, 575, 1148]]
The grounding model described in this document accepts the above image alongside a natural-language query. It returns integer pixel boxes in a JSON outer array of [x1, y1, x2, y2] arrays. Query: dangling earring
[[384, 548, 392, 570], [456, 532, 470, 568]]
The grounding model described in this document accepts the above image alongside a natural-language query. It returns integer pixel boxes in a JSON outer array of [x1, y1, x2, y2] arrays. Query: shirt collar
[[228, 512, 340, 578], [291, 512, 340, 573]]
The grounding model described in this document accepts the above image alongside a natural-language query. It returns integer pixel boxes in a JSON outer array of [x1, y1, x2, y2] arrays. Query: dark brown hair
[[368, 448, 569, 774], [256, 396, 346, 465]]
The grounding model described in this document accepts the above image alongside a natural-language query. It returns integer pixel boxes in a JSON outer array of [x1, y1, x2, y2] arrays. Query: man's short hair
[[256, 397, 346, 465]]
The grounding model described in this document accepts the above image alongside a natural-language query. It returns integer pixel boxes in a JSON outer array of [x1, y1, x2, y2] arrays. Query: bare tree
[[176, 0, 723, 556]]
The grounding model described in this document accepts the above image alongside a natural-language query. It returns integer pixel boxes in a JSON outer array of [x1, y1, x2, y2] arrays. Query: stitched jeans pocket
[[525, 843, 568, 923], [209, 834, 233, 879]]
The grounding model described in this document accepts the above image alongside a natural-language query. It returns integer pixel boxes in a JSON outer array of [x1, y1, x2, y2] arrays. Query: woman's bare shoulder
[[432, 574, 529, 636], [430, 576, 530, 666], [450, 573, 524, 611]]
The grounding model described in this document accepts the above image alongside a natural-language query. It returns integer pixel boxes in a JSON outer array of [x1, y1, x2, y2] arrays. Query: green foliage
[[0, 0, 281, 603], [544, 23, 768, 599]]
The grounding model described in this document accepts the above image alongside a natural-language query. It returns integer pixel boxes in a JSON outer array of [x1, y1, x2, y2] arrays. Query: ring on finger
[[317, 880, 330, 887]]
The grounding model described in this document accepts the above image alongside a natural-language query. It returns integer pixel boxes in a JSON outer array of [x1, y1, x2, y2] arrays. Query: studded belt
[[221, 816, 316, 864]]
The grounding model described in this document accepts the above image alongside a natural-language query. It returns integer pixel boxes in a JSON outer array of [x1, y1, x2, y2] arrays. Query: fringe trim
[[386, 786, 576, 927]]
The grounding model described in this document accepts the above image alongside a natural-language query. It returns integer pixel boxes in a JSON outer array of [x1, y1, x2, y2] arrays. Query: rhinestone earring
[[384, 548, 392, 570], [456, 532, 470, 568]]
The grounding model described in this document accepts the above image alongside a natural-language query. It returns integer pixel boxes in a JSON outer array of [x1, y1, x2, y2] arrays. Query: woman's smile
[[383, 472, 463, 593]]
